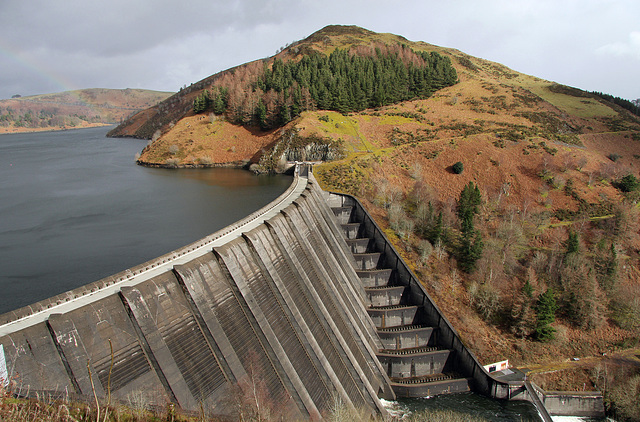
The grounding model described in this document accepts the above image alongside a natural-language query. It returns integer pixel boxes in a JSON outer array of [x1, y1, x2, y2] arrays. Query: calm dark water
[[0, 126, 291, 314]]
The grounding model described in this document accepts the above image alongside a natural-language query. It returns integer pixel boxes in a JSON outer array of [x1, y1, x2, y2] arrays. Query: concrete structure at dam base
[[0, 163, 605, 420]]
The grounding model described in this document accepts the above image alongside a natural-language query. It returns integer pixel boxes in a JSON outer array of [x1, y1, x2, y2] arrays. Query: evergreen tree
[[457, 182, 482, 222], [253, 45, 458, 129], [523, 279, 534, 299], [193, 94, 205, 113], [193, 90, 212, 113], [566, 230, 580, 254], [618, 174, 640, 192], [535, 288, 558, 342], [255, 100, 267, 130], [459, 230, 484, 273], [212, 88, 227, 114], [429, 211, 443, 243], [456, 182, 483, 273], [279, 104, 291, 126]]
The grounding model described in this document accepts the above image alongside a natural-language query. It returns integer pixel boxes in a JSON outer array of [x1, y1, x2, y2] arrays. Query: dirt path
[[519, 347, 640, 379]]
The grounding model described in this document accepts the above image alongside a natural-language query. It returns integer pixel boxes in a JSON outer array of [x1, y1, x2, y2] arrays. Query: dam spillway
[[0, 164, 518, 419]]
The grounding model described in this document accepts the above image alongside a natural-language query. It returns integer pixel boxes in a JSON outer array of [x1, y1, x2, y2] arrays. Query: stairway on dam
[[329, 198, 473, 398]]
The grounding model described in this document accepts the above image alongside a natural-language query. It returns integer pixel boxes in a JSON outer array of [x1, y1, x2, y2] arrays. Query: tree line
[[193, 44, 458, 129], [591, 91, 640, 117]]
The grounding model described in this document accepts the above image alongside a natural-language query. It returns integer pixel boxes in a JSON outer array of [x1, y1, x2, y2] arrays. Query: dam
[[0, 163, 600, 419]]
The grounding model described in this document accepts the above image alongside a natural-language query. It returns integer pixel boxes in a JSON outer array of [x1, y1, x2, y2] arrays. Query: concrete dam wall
[[0, 166, 394, 419]]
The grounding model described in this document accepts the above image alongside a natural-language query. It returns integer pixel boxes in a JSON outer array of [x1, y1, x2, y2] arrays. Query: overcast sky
[[0, 0, 638, 101]]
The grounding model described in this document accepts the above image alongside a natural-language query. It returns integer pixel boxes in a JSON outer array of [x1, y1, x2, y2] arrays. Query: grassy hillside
[[110, 25, 640, 419], [0, 88, 172, 133]]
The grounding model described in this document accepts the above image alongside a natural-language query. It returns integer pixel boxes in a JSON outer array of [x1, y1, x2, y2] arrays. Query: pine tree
[[193, 90, 212, 113], [535, 288, 558, 342], [456, 182, 483, 273], [523, 279, 534, 298], [193, 95, 204, 113], [510, 277, 537, 338], [255, 100, 267, 130], [253, 45, 457, 129], [457, 182, 482, 222], [212, 88, 227, 114], [429, 211, 443, 243], [459, 229, 484, 273], [566, 230, 579, 254]]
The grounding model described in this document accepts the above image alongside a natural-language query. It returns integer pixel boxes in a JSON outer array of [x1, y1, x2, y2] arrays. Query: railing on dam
[[0, 162, 393, 419]]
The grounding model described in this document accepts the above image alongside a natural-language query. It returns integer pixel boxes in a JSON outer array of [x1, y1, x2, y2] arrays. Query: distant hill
[[108, 25, 640, 416], [0, 88, 173, 133]]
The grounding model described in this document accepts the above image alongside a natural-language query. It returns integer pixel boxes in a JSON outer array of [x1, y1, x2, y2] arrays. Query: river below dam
[[0, 126, 605, 421], [387, 394, 608, 421]]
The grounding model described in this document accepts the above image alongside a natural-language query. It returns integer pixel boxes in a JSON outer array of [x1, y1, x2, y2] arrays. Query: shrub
[[617, 174, 640, 192], [469, 282, 501, 322], [452, 161, 464, 174], [198, 156, 213, 165], [608, 153, 622, 162], [164, 158, 180, 168]]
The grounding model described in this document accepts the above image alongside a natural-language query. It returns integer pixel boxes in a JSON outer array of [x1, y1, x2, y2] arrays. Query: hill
[[109, 25, 640, 419], [0, 88, 173, 133]]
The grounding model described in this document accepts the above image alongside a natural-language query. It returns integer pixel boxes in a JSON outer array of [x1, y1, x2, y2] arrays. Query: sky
[[0, 0, 638, 101]]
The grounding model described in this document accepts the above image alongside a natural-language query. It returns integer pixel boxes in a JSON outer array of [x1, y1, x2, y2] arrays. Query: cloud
[[0, 0, 639, 100], [597, 31, 640, 60]]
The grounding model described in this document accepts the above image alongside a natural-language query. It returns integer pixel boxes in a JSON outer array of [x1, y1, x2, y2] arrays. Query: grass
[[315, 111, 373, 152], [518, 78, 617, 119], [0, 395, 211, 422], [379, 114, 418, 125], [298, 25, 446, 57], [0, 392, 498, 422], [314, 159, 371, 196]]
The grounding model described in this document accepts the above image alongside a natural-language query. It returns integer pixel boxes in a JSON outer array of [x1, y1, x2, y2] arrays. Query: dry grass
[[138, 114, 279, 166]]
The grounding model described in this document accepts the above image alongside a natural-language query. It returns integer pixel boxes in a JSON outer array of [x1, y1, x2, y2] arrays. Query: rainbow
[[0, 39, 109, 123], [0, 38, 81, 99]]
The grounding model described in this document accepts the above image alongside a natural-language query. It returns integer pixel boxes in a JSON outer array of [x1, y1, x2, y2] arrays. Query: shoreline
[[135, 158, 250, 170], [135, 159, 297, 175], [0, 122, 114, 135]]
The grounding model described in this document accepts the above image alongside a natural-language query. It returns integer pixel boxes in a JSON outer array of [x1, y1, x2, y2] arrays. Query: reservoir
[[0, 126, 291, 315]]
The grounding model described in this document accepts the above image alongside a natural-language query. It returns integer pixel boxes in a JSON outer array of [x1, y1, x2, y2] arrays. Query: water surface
[[0, 126, 291, 314]]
